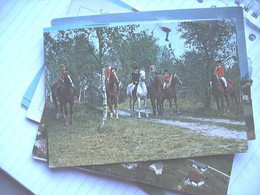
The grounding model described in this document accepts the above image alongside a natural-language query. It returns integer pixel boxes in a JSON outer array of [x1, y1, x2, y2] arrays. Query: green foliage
[[177, 20, 239, 107], [44, 20, 240, 107], [108, 28, 161, 101]]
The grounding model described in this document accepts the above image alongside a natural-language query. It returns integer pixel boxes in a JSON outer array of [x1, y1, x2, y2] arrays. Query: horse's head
[[170, 73, 182, 85], [64, 73, 73, 87], [109, 71, 117, 83], [211, 70, 223, 93], [155, 74, 164, 85], [211, 70, 220, 84], [139, 70, 146, 82]]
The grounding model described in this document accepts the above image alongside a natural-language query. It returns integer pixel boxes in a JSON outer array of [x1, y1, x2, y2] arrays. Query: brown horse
[[106, 71, 119, 118], [51, 73, 76, 125], [211, 71, 238, 114], [162, 73, 182, 114], [148, 74, 164, 115]]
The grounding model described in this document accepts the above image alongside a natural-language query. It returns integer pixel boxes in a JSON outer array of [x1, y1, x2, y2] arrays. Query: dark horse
[[106, 71, 119, 118], [51, 73, 76, 124], [211, 70, 238, 114], [148, 74, 164, 115], [162, 73, 182, 114]]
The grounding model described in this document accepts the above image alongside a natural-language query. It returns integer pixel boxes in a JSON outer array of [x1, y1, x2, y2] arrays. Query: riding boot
[[225, 87, 229, 93]]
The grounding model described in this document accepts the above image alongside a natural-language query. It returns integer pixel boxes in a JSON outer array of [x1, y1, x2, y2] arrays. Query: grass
[[118, 97, 247, 121], [46, 101, 247, 167], [37, 103, 235, 194]]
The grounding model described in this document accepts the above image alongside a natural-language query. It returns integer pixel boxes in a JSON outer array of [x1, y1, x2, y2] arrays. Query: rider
[[131, 66, 140, 98], [57, 64, 76, 98], [163, 69, 171, 89], [104, 64, 111, 84], [110, 67, 120, 92], [215, 60, 228, 93], [148, 65, 156, 86], [57, 64, 69, 96], [59, 64, 69, 83]]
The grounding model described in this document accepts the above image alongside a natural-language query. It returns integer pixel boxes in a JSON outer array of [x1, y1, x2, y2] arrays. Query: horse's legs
[[144, 97, 149, 118], [156, 99, 159, 115], [162, 98, 165, 113], [168, 98, 172, 115], [173, 96, 180, 114], [158, 98, 162, 115], [115, 97, 119, 119], [220, 97, 225, 114], [60, 103, 65, 120], [64, 104, 69, 125], [108, 97, 113, 118], [137, 97, 141, 119], [70, 101, 74, 124], [151, 98, 156, 115], [129, 97, 133, 116], [216, 97, 221, 114], [133, 98, 136, 116], [225, 95, 230, 112]]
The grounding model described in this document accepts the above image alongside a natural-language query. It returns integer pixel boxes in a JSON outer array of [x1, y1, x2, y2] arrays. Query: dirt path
[[117, 110, 247, 140], [180, 115, 245, 126]]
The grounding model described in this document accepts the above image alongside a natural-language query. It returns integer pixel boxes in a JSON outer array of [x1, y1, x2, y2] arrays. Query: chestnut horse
[[211, 70, 238, 114], [106, 71, 119, 118], [51, 73, 76, 125], [162, 73, 182, 114]]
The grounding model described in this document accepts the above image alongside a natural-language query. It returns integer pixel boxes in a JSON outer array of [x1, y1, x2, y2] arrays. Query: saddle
[[218, 78, 229, 93], [219, 79, 226, 89]]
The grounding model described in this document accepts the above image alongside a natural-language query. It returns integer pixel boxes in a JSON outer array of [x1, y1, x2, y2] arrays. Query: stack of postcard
[[31, 5, 255, 195]]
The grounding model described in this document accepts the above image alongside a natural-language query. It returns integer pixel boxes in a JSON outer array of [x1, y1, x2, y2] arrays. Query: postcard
[[50, 7, 255, 140], [44, 15, 250, 167], [33, 112, 234, 195]]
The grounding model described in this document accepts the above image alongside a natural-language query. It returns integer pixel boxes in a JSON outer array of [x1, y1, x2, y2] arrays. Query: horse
[[147, 74, 164, 115], [51, 73, 76, 125], [126, 70, 149, 119], [162, 73, 182, 114], [211, 70, 238, 115], [106, 71, 119, 118]]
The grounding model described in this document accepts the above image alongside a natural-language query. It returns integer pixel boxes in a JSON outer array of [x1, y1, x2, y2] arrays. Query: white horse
[[126, 70, 149, 119]]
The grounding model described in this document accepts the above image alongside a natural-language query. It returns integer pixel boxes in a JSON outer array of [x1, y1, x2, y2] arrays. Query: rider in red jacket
[[163, 69, 171, 89], [215, 60, 228, 93], [104, 64, 112, 83]]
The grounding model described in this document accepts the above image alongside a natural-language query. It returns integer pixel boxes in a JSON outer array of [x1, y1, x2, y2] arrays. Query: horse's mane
[[108, 72, 117, 90], [154, 74, 163, 85], [64, 73, 73, 87], [168, 73, 178, 87]]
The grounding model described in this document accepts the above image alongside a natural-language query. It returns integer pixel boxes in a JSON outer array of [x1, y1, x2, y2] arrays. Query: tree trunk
[[99, 67, 107, 128]]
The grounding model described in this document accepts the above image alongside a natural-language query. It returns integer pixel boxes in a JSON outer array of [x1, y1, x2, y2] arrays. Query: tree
[[108, 28, 160, 101], [177, 19, 238, 107], [158, 45, 176, 74]]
